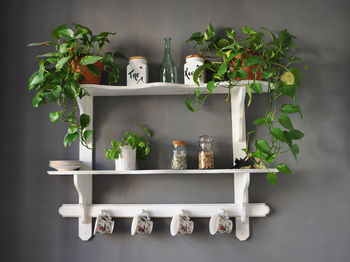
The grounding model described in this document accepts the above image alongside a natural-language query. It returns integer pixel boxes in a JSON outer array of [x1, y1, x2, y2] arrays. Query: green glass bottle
[[160, 37, 178, 83]]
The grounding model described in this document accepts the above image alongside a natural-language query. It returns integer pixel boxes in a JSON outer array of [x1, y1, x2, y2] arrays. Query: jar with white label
[[127, 56, 148, 86], [184, 55, 205, 85]]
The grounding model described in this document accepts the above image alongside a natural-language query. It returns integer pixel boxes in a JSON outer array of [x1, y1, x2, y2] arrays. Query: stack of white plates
[[49, 160, 83, 171]]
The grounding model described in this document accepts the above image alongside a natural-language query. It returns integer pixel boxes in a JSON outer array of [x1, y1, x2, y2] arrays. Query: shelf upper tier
[[81, 81, 270, 97], [47, 168, 277, 176]]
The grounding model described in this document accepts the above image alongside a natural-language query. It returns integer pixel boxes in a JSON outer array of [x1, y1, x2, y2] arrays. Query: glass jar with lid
[[171, 140, 187, 170], [198, 135, 214, 169]]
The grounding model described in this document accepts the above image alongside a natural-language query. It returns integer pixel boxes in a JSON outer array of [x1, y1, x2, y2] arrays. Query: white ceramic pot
[[115, 145, 136, 171]]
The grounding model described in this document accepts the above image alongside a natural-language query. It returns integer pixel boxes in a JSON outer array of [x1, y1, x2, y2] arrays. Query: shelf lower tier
[[47, 168, 278, 176], [59, 203, 270, 218]]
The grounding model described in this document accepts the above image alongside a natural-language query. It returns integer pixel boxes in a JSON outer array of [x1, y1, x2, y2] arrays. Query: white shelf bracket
[[73, 96, 94, 241]]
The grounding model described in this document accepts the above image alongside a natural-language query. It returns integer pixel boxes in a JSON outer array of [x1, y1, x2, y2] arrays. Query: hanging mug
[[209, 209, 233, 235], [131, 210, 153, 236], [94, 210, 115, 235], [170, 210, 194, 236]]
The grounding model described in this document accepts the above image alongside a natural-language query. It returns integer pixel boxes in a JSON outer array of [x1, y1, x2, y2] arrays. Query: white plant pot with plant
[[115, 145, 136, 171], [104, 125, 151, 171]]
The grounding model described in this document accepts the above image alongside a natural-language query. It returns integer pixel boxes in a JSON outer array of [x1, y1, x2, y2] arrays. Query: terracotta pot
[[71, 57, 103, 84], [230, 53, 262, 80]]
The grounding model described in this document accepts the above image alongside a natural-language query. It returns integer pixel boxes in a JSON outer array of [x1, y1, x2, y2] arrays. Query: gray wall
[[1, 0, 350, 261]]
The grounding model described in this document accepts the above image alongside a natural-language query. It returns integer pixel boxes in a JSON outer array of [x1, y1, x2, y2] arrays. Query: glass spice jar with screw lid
[[198, 135, 214, 169], [171, 140, 187, 170]]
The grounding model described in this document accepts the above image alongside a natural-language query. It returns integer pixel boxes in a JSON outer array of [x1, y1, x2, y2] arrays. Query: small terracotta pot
[[71, 57, 103, 84], [230, 53, 262, 80]]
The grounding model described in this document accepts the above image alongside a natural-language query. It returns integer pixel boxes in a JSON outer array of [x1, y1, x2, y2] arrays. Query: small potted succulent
[[27, 23, 127, 149], [104, 126, 151, 171], [186, 24, 307, 184]]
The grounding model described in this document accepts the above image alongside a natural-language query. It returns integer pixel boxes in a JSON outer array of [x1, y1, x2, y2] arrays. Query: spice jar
[[127, 56, 148, 86], [171, 140, 187, 170], [184, 55, 205, 85], [198, 135, 214, 169]]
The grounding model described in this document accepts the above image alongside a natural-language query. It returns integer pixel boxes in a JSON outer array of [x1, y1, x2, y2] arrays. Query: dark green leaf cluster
[[104, 125, 152, 161], [186, 24, 307, 184], [28, 24, 127, 149]]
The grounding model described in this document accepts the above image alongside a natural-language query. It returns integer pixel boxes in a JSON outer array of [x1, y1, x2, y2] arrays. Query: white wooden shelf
[[81, 80, 270, 97], [50, 82, 275, 241], [47, 168, 277, 176]]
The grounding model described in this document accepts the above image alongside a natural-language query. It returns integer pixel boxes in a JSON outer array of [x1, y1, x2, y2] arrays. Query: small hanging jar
[[127, 56, 148, 86], [198, 135, 214, 169], [171, 140, 187, 170]]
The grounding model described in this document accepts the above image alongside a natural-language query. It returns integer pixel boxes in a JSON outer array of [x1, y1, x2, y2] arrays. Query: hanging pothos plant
[[27, 23, 127, 149], [186, 24, 307, 184]]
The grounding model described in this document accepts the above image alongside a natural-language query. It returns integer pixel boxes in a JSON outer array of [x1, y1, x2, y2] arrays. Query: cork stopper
[[172, 140, 185, 146]]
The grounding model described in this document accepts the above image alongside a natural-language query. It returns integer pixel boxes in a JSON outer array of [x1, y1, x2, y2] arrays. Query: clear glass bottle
[[160, 37, 178, 83], [198, 135, 214, 169], [171, 140, 187, 170]]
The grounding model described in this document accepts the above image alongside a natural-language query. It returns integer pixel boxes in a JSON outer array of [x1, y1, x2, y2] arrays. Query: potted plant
[[27, 23, 127, 149], [186, 24, 307, 184], [104, 126, 151, 171]]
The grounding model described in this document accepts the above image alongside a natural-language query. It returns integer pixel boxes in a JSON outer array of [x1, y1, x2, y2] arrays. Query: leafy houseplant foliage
[[28, 24, 127, 149], [186, 24, 307, 184], [104, 126, 151, 161]]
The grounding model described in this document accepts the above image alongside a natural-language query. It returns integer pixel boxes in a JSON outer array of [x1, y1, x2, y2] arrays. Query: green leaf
[[58, 43, 69, 53], [236, 69, 248, 79], [142, 125, 151, 137], [51, 24, 67, 40], [193, 64, 210, 86], [113, 51, 128, 60], [207, 81, 215, 93], [250, 82, 262, 94], [70, 79, 80, 97], [279, 84, 296, 98], [204, 23, 215, 41], [36, 52, 60, 58], [68, 124, 79, 134], [215, 62, 228, 77], [241, 26, 256, 35], [185, 96, 196, 112], [289, 129, 304, 140], [217, 38, 229, 48], [57, 28, 74, 39], [244, 56, 264, 67], [49, 111, 62, 124], [80, 56, 103, 66], [270, 127, 285, 141], [83, 130, 93, 141], [253, 118, 266, 125], [255, 139, 271, 154], [56, 56, 70, 71], [277, 163, 291, 174], [64, 132, 79, 147], [27, 41, 55, 47], [86, 64, 101, 76], [267, 172, 277, 185], [246, 84, 252, 107], [279, 115, 293, 130], [29, 71, 44, 88], [282, 104, 302, 118], [80, 114, 90, 129], [225, 28, 235, 39], [32, 94, 43, 108], [260, 27, 276, 41], [290, 144, 300, 160]]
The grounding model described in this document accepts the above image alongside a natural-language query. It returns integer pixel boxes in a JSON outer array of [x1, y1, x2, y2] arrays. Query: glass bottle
[[198, 135, 214, 169], [160, 37, 178, 83], [171, 140, 187, 170]]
